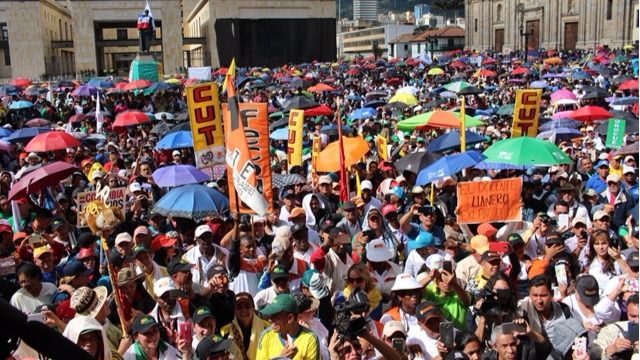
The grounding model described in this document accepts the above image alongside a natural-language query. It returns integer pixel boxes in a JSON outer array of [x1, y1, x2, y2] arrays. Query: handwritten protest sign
[[76, 187, 127, 227], [456, 178, 522, 224]]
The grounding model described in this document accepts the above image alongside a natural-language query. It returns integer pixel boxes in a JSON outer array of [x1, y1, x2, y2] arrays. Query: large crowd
[[0, 46, 638, 360]]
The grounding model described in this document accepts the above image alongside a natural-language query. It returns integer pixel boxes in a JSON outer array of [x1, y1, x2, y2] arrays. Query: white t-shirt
[[588, 257, 623, 294], [10, 282, 57, 314]]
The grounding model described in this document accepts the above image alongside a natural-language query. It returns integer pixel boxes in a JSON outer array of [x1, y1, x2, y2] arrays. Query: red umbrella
[[69, 114, 87, 123], [113, 110, 151, 127], [450, 60, 466, 68], [124, 79, 152, 91], [8, 162, 78, 200], [24, 131, 81, 152], [511, 67, 529, 75], [304, 104, 334, 117], [24, 118, 52, 128], [618, 79, 639, 91], [114, 82, 128, 90], [478, 69, 497, 77], [11, 77, 32, 88], [570, 105, 612, 122], [307, 83, 335, 93]]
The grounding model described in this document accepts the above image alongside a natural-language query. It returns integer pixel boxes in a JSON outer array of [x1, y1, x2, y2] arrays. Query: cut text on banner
[[511, 89, 542, 138], [287, 109, 304, 169], [187, 83, 225, 169]]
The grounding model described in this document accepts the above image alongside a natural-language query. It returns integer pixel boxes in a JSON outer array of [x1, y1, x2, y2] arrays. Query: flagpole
[[335, 98, 350, 202], [460, 96, 466, 152]]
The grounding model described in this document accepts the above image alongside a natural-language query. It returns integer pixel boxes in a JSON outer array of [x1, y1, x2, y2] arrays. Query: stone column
[[8, 2, 46, 79], [71, 2, 98, 76], [158, 4, 183, 75]]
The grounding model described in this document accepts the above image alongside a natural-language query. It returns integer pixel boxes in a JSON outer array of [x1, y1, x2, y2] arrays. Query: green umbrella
[[483, 137, 572, 166], [397, 110, 465, 131], [497, 103, 515, 116], [269, 111, 284, 119], [396, 111, 436, 131], [443, 80, 473, 93], [449, 112, 485, 127]]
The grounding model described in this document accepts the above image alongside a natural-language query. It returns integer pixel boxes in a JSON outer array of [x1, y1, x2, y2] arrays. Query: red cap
[[477, 222, 498, 239], [151, 234, 177, 252], [77, 248, 95, 260], [0, 224, 13, 234], [382, 204, 398, 217]]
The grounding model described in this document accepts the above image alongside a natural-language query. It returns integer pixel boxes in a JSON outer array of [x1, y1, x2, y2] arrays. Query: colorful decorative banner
[[511, 89, 542, 138], [224, 102, 273, 215], [377, 135, 388, 161], [186, 83, 225, 169], [311, 136, 321, 170], [605, 119, 626, 149], [456, 178, 523, 224], [76, 187, 126, 227], [287, 109, 304, 169]]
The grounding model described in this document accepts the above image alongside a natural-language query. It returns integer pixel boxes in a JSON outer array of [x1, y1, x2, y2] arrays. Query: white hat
[[425, 254, 444, 271], [27, 152, 40, 160], [598, 152, 609, 160], [361, 180, 373, 190], [623, 165, 635, 174], [129, 182, 142, 193], [549, 165, 560, 173], [624, 155, 635, 163], [382, 320, 406, 337], [571, 217, 588, 227], [395, 176, 407, 184], [318, 175, 332, 185], [115, 232, 133, 245], [272, 226, 291, 255], [194, 224, 212, 238], [390, 273, 423, 291], [252, 215, 266, 223], [153, 277, 178, 298], [91, 170, 105, 180], [365, 239, 393, 262], [586, 126, 594, 132], [172, 150, 181, 157]]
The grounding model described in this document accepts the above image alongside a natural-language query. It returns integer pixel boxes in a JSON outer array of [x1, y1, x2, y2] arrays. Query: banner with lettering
[[224, 103, 274, 214], [311, 136, 321, 170], [186, 83, 225, 169], [456, 178, 523, 224], [605, 119, 626, 149], [511, 89, 542, 138], [76, 187, 127, 227], [287, 109, 304, 169], [377, 135, 388, 161]]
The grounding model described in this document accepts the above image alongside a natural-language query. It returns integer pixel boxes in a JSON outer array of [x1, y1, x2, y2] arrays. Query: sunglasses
[[369, 216, 381, 222], [348, 277, 364, 284]]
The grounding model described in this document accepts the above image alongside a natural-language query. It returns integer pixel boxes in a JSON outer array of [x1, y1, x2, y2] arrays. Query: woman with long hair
[[341, 263, 382, 320], [586, 230, 630, 291], [220, 292, 269, 360]]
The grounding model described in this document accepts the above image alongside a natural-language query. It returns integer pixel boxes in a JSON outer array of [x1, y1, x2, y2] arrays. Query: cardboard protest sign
[[456, 178, 522, 224], [76, 187, 127, 227]]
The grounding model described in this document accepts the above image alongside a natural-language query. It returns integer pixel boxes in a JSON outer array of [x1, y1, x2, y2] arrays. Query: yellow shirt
[[256, 326, 320, 360]]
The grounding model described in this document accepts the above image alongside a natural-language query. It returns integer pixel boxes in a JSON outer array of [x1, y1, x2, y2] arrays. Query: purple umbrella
[[152, 164, 212, 187], [71, 85, 98, 97]]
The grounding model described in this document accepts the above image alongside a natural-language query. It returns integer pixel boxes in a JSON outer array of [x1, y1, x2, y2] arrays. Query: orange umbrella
[[543, 57, 563, 65], [307, 83, 335, 92], [315, 136, 369, 172]]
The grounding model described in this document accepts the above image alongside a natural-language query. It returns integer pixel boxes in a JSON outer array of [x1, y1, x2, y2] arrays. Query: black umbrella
[[581, 86, 608, 98], [596, 119, 639, 134], [458, 86, 482, 95], [269, 117, 289, 131], [615, 141, 639, 156], [168, 122, 190, 133], [282, 96, 319, 111], [386, 101, 411, 110], [174, 112, 188, 121], [611, 74, 634, 85], [151, 122, 171, 135], [394, 151, 443, 174], [272, 173, 307, 188], [364, 100, 387, 108], [610, 110, 637, 121], [424, 98, 448, 109], [288, 78, 312, 90]]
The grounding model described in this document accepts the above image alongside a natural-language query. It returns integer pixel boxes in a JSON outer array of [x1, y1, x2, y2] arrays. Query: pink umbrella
[[550, 89, 577, 104], [552, 111, 576, 120]]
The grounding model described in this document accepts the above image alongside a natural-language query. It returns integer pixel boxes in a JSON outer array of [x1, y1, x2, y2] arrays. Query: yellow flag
[[287, 109, 304, 169], [221, 58, 236, 94], [377, 136, 388, 161], [355, 170, 362, 197]]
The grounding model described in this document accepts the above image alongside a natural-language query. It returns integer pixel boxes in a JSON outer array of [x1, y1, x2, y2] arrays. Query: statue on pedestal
[[137, 8, 154, 54]]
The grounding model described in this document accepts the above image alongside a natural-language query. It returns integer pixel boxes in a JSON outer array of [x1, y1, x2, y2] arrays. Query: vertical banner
[[186, 83, 225, 169], [311, 136, 321, 170], [511, 89, 542, 138], [224, 103, 274, 214], [605, 119, 626, 149], [287, 109, 304, 169], [377, 135, 388, 161]]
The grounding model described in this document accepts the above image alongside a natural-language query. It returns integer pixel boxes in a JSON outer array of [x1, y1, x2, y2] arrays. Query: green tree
[[432, 0, 465, 22]]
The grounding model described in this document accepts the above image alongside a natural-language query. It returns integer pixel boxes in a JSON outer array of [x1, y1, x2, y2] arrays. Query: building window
[[0, 23, 7, 42], [497, 4, 502, 21], [117, 29, 127, 40], [606, 0, 613, 20], [474, 18, 478, 32]]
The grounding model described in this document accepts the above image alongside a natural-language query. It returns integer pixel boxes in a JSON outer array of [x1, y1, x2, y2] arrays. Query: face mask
[[494, 288, 513, 306]]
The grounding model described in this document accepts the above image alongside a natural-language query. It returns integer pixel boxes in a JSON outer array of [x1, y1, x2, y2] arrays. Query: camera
[[333, 289, 370, 341], [579, 230, 588, 239]]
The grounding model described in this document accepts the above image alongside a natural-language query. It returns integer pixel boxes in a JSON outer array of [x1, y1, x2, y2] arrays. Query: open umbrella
[[385, 101, 411, 111], [570, 106, 612, 122], [363, 100, 387, 109], [615, 141, 639, 155], [618, 79, 638, 91], [152, 165, 212, 187], [458, 86, 483, 95], [307, 83, 335, 92], [154, 112, 175, 120], [315, 136, 369, 172], [152, 184, 229, 220], [150, 122, 171, 135], [536, 128, 583, 142], [8, 161, 77, 200], [397, 110, 464, 131], [388, 92, 418, 106], [272, 173, 307, 188], [530, 80, 549, 89], [427, 67, 445, 76], [610, 96, 639, 106], [483, 137, 572, 166], [24, 131, 81, 152], [427, 130, 485, 153], [0, 141, 12, 152], [550, 89, 577, 104], [610, 110, 638, 122], [269, 118, 288, 131], [9, 100, 33, 110], [416, 151, 486, 184], [497, 103, 515, 116], [348, 107, 377, 120], [71, 85, 98, 97], [124, 79, 152, 91], [443, 80, 472, 93], [69, 114, 87, 123], [113, 110, 151, 127], [596, 118, 639, 134], [24, 118, 51, 128], [4, 127, 51, 143], [304, 104, 333, 117], [282, 96, 319, 111], [394, 151, 443, 174], [539, 119, 581, 131], [155, 131, 193, 149], [320, 124, 354, 137], [269, 128, 289, 141]]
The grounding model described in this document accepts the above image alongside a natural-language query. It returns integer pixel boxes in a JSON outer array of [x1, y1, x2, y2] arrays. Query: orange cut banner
[[223, 102, 274, 214], [456, 178, 523, 224]]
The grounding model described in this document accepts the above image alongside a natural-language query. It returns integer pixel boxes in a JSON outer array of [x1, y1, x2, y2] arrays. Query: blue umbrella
[[87, 78, 114, 88], [539, 119, 581, 131], [155, 131, 193, 149], [152, 165, 212, 187], [572, 70, 591, 80], [9, 100, 33, 110], [537, 128, 582, 142], [4, 127, 51, 143], [320, 124, 354, 136], [270, 127, 289, 141], [0, 85, 20, 96], [72, 85, 98, 97], [0, 127, 13, 138], [474, 161, 533, 170], [416, 151, 486, 185], [153, 184, 229, 220], [427, 130, 485, 153], [611, 96, 639, 106], [530, 80, 548, 89], [348, 107, 376, 120], [144, 82, 175, 95]]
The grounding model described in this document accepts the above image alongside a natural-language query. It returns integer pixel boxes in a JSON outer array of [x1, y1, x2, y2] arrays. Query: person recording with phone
[[591, 293, 639, 360], [482, 320, 551, 360]]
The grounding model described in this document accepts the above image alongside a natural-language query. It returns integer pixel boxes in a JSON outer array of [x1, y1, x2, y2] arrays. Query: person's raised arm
[[400, 204, 420, 233]]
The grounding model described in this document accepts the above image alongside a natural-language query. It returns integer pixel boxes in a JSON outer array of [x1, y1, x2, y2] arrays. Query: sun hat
[[366, 239, 394, 262], [70, 286, 108, 318], [391, 273, 423, 292]]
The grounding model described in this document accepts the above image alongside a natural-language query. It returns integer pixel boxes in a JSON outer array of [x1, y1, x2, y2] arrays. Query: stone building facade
[[465, 0, 639, 53]]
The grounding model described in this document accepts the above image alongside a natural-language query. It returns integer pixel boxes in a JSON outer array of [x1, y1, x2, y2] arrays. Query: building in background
[[466, 0, 639, 53], [389, 26, 465, 59], [340, 23, 415, 59], [354, 0, 379, 21]]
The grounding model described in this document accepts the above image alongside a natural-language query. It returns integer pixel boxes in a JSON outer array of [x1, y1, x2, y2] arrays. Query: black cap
[[415, 301, 442, 320], [627, 251, 639, 268], [131, 314, 158, 334], [63, 261, 92, 277], [196, 335, 231, 359], [167, 257, 193, 275], [508, 233, 524, 247], [51, 217, 66, 230], [77, 232, 98, 248], [35, 207, 53, 219], [270, 265, 289, 281], [480, 251, 500, 263], [206, 265, 228, 279], [545, 232, 563, 246], [132, 244, 150, 257], [420, 205, 435, 215], [192, 306, 216, 324], [290, 223, 308, 237], [576, 275, 600, 307], [445, 351, 470, 360], [342, 201, 356, 211]]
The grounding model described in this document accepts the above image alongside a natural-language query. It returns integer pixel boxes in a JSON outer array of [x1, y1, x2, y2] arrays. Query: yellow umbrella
[[427, 67, 444, 76], [624, 44, 635, 50], [315, 136, 370, 172], [389, 92, 419, 106], [164, 78, 182, 85]]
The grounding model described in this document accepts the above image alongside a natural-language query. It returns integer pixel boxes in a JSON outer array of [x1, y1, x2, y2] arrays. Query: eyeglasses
[[347, 277, 364, 284], [338, 344, 361, 356]]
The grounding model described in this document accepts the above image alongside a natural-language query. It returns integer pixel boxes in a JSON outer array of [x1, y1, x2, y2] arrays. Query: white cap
[[153, 277, 178, 297], [361, 180, 373, 190], [91, 170, 104, 180], [172, 150, 181, 157], [365, 239, 393, 262], [586, 126, 594, 131], [624, 155, 635, 163], [129, 182, 142, 193], [115, 232, 132, 245], [549, 165, 560, 173], [395, 176, 406, 184], [598, 152, 609, 160], [318, 175, 332, 185], [425, 254, 444, 271], [195, 224, 212, 238], [623, 165, 635, 174], [390, 273, 423, 291]]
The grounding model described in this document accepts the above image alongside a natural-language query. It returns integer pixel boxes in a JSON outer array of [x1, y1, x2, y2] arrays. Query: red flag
[[335, 108, 350, 202]]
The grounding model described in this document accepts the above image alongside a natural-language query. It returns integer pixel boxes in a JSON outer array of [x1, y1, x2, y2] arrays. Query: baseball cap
[[196, 335, 231, 359], [132, 244, 150, 257], [206, 265, 228, 279], [477, 222, 497, 238], [508, 233, 524, 247], [154, 277, 185, 298], [361, 180, 373, 191], [624, 155, 635, 163], [318, 175, 332, 185], [301, 269, 330, 299], [290, 223, 308, 237], [134, 226, 149, 238], [445, 351, 471, 360], [583, 188, 597, 198], [76, 248, 95, 260], [129, 182, 142, 193], [195, 224, 212, 238], [596, 160, 609, 168], [270, 265, 289, 281], [593, 210, 611, 221], [627, 251, 639, 268], [167, 257, 193, 275], [575, 275, 600, 307], [381, 204, 398, 217], [192, 306, 216, 324], [382, 320, 406, 338], [415, 301, 442, 321], [623, 165, 635, 175], [606, 174, 620, 183], [571, 217, 588, 227], [172, 150, 181, 157], [131, 314, 158, 335], [342, 201, 356, 211], [115, 232, 133, 245], [288, 207, 306, 220], [33, 245, 53, 259], [366, 239, 393, 262], [470, 235, 489, 254], [0, 223, 12, 235], [480, 251, 501, 263], [411, 186, 425, 194], [63, 261, 93, 277], [260, 293, 299, 317]]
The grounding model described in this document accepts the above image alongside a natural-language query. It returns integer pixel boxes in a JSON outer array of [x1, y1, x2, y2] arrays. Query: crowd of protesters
[[0, 45, 638, 360]]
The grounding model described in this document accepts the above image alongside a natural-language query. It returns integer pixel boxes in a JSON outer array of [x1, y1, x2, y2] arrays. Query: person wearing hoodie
[[63, 315, 122, 360], [301, 193, 327, 234], [353, 207, 397, 262]]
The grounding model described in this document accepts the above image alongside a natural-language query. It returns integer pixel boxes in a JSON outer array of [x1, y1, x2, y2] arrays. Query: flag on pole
[[222, 58, 236, 94], [96, 90, 104, 134], [223, 59, 269, 215]]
